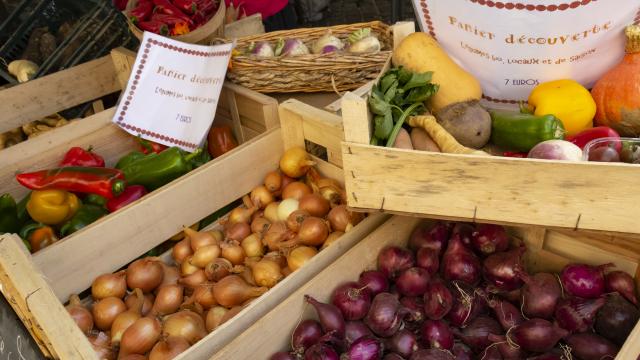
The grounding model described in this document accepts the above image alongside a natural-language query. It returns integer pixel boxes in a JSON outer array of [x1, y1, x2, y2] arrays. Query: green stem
[[184, 148, 203, 162], [385, 102, 423, 147]]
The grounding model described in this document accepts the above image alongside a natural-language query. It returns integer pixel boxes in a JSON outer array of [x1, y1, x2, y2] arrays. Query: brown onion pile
[[69, 149, 362, 359]]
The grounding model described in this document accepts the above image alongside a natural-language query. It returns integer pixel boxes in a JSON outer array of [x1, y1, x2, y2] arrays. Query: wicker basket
[[226, 21, 392, 93], [125, 0, 225, 44]]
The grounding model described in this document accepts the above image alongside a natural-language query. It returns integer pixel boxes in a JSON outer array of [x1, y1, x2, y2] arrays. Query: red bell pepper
[[171, 0, 198, 14], [153, 0, 192, 23], [129, 0, 154, 23], [137, 20, 170, 35], [502, 151, 528, 158], [138, 137, 168, 155], [60, 147, 105, 168], [16, 167, 126, 199], [566, 126, 621, 152], [106, 185, 148, 212], [151, 12, 193, 27]]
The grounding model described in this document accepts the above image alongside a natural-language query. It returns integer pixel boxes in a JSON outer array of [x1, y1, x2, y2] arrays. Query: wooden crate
[[215, 215, 640, 360], [0, 99, 389, 359]]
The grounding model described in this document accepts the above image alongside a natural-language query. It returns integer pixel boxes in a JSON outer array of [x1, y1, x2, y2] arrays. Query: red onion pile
[[270, 221, 639, 360]]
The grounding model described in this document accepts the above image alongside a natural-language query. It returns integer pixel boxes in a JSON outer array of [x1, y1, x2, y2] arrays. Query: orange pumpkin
[[591, 25, 640, 136]]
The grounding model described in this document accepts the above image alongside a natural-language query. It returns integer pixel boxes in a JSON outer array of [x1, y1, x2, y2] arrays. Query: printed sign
[[411, 0, 640, 105], [113, 31, 233, 151]]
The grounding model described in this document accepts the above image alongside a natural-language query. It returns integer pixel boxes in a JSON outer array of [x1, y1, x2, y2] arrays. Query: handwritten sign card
[[113, 31, 233, 152]]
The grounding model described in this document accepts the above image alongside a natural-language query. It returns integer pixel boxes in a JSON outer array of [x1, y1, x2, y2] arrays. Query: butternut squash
[[392, 32, 482, 112]]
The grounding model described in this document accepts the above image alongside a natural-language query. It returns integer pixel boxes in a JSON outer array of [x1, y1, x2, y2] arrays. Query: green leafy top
[[348, 28, 371, 43], [368, 67, 439, 146]]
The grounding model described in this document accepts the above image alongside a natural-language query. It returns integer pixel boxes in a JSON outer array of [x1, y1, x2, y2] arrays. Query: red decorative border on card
[[116, 38, 231, 149]]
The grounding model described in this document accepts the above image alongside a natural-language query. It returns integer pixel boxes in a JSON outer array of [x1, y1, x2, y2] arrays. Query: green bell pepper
[[119, 147, 203, 190], [60, 204, 108, 237], [16, 192, 31, 224], [84, 194, 107, 207], [116, 151, 146, 170], [0, 194, 20, 234], [490, 110, 565, 152]]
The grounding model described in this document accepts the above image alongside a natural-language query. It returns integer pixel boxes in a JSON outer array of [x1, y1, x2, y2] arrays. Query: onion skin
[[416, 247, 439, 275], [305, 295, 345, 338], [119, 316, 161, 357], [554, 296, 606, 333], [421, 320, 454, 350], [286, 209, 310, 232], [378, 246, 415, 279], [331, 282, 371, 321], [92, 271, 127, 300], [213, 275, 268, 308], [299, 194, 330, 217], [162, 310, 207, 345], [520, 272, 562, 320], [344, 336, 382, 360], [565, 333, 619, 360], [66, 294, 93, 334], [487, 334, 526, 360], [594, 293, 640, 346], [149, 336, 190, 360], [560, 263, 612, 299], [486, 297, 523, 331], [304, 343, 338, 360], [126, 258, 164, 293], [423, 279, 453, 320], [205, 258, 233, 282], [507, 318, 569, 353], [446, 281, 485, 328], [364, 292, 405, 338], [400, 296, 425, 325], [482, 246, 525, 291], [345, 321, 373, 347], [92, 296, 127, 331], [292, 319, 323, 354], [452, 315, 502, 352], [87, 331, 115, 360], [358, 270, 389, 297], [605, 270, 638, 306], [441, 236, 481, 286]]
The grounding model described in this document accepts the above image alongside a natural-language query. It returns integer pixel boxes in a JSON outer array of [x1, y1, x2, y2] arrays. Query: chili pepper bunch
[[129, 0, 220, 36]]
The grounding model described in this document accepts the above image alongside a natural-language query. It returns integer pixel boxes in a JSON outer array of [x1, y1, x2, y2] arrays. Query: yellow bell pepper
[[528, 79, 596, 136], [26, 190, 80, 225]]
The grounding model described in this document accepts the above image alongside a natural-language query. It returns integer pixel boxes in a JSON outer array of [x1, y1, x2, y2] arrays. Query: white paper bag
[[412, 0, 640, 105]]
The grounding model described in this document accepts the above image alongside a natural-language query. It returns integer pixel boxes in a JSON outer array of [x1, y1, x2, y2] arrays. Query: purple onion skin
[[488, 334, 526, 360], [453, 315, 502, 352], [526, 354, 563, 360], [385, 329, 418, 358], [442, 236, 481, 286], [304, 343, 339, 360], [378, 247, 415, 279], [416, 247, 439, 275], [400, 296, 424, 325], [364, 292, 405, 337], [305, 295, 345, 338], [396, 267, 430, 297], [595, 293, 640, 346], [565, 333, 619, 360], [408, 222, 451, 254], [560, 263, 612, 299], [359, 271, 389, 297], [410, 349, 455, 360], [446, 282, 484, 327], [292, 319, 323, 353], [271, 352, 297, 360], [421, 320, 454, 350], [520, 272, 562, 320], [452, 342, 473, 360], [345, 336, 383, 360], [383, 354, 404, 360], [345, 321, 373, 346], [605, 270, 638, 306], [482, 246, 525, 291], [487, 298, 523, 331], [332, 282, 372, 321], [554, 296, 605, 333], [508, 319, 569, 353], [423, 280, 453, 321], [471, 224, 509, 256], [451, 223, 474, 247]]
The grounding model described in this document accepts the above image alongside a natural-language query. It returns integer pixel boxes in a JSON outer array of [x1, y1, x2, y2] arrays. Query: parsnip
[[407, 115, 488, 156]]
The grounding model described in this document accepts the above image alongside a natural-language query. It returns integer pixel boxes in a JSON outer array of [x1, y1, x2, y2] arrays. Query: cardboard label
[[113, 31, 233, 151], [411, 0, 640, 105]]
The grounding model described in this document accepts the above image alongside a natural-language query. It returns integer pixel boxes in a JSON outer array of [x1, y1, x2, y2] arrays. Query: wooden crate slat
[[0, 56, 121, 134], [342, 142, 640, 235]]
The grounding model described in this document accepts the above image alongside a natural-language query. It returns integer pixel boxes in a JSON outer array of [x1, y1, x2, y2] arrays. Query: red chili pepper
[[171, 0, 197, 14], [195, 0, 217, 15], [129, 0, 154, 23], [113, 0, 130, 11], [151, 12, 193, 27], [16, 167, 126, 199], [60, 147, 105, 168], [106, 185, 148, 212], [153, 0, 192, 23], [566, 126, 621, 152], [137, 20, 170, 35], [502, 151, 528, 158], [138, 137, 168, 155]]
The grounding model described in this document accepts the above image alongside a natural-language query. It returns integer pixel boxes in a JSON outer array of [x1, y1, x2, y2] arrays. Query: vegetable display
[[66, 148, 362, 359], [269, 221, 638, 359], [126, 0, 220, 36]]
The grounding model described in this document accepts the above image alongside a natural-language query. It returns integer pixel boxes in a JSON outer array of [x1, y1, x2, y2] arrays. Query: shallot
[[305, 295, 345, 338], [554, 296, 605, 333]]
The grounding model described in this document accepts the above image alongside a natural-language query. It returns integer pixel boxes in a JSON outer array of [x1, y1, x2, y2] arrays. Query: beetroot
[[520, 272, 561, 320], [471, 224, 509, 256], [482, 247, 525, 291], [594, 293, 640, 346], [442, 236, 481, 286], [554, 296, 605, 333]]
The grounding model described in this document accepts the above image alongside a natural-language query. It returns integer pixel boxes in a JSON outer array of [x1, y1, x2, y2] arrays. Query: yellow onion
[[264, 202, 280, 222], [228, 205, 256, 225], [184, 227, 218, 251], [181, 257, 200, 276], [287, 246, 318, 271], [162, 310, 207, 345], [125, 292, 154, 317], [171, 238, 193, 264], [221, 241, 246, 266], [321, 231, 345, 250], [87, 331, 114, 360], [190, 244, 221, 268], [151, 284, 184, 316], [158, 264, 181, 289], [250, 216, 271, 235], [66, 294, 93, 334], [241, 233, 264, 258], [279, 146, 314, 178], [264, 170, 282, 193], [149, 336, 190, 360], [250, 185, 275, 209], [205, 306, 228, 332], [126, 258, 164, 293], [250, 258, 283, 288], [205, 258, 233, 282], [118, 316, 161, 357], [282, 182, 311, 201], [191, 283, 217, 310], [180, 269, 207, 289], [93, 296, 127, 331], [91, 271, 127, 300], [111, 288, 144, 344], [298, 193, 330, 218], [213, 275, 268, 308]]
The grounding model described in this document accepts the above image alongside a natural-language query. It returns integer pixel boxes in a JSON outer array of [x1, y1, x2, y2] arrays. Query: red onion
[[345, 321, 373, 346], [416, 247, 439, 275], [605, 270, 638, 306], [271, 352, 297, 360], [527, 353, 564, 360], [409, 349, 455, 360], [520, 272, 561, 319], [421, 320, 454, 350], [478, 346, 502, 360], [305, 295, 345, 338], [486, 298, 523, 331], [304, 343, 339, 360], [564, 333, 619, 360], [358, 271, 389, 297], [364, 292, 406, 338], [451, 223, 474, 247], [384, 329, 418, 358], [378, 246, 415, 279], [452, 342, 473, 360], [400, 296, 425, 325], [487, 334, 525, 360], [332, 282, 371, 321], [554, 296, 605, 333], [408, 222, 451, 254], [470, 224, 509, 256], [452, 316, 502, 352], [446, 282, 484, 327], [560, 263, 612, 299], [423, 279, 453, 320], [482, 246, 525, 291], [507, 319, 568, 353], [396, 267, 430, 297], [595, 293, 640, 346], [292, 319, 323, 354], [383, 354, 404, 360], [442, 236, 481, 286], [343, 336, 382, 360]]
